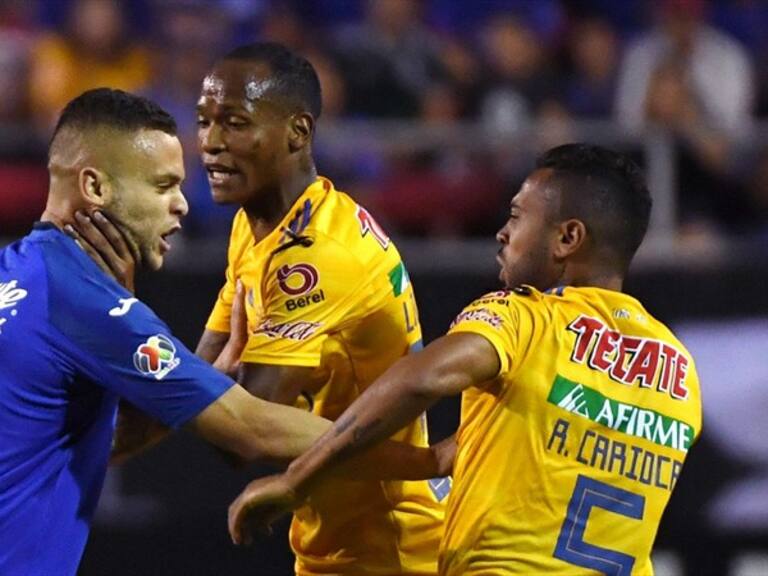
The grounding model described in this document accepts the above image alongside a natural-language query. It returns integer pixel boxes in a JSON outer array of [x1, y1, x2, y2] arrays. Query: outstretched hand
[[65, 210, 136, 292], [228, 473, 301, 545]]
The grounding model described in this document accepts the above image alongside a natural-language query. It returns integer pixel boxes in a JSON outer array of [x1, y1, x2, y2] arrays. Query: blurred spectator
[[334, 0, 443, 117], [28, 0, 151, 131], [615, 0, 754, 138], [562, 17, 620, 117], [739, 147, 768, 242], [369, 84, 504, 237], [710, 0, 768, 117], [477, 14, 559, 132], [259, 4, 310, 53], [0, 0, 48, 236]]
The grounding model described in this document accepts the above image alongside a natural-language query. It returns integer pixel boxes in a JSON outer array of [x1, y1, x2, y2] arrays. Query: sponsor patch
[[0, 280, 27, 310], [547, 374, 695, 452], [277, 263, 319, 296], [0, 280, 28, 334], [286, 289, 326, 311], [255, 319, 321, 341], [450, 307, 503, 329], [133, 334, 180, 380], [109, 297, 139, 317], [388, 261, 410, 297], [357, 205, 390, 250]]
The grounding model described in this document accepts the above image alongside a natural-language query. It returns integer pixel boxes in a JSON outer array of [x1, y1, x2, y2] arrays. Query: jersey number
[[553, 475, 645, 576], [356, 206, 390, 250]]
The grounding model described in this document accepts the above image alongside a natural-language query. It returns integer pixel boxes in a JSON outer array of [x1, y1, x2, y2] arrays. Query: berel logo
[[277, 264, 318, 296], [109, 297, 139, 317], [286, 290, 325, 311], [133, 334, 180, 380]]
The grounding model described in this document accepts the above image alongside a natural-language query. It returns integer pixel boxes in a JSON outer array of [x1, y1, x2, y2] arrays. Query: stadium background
[[1, 0, 767, 574]]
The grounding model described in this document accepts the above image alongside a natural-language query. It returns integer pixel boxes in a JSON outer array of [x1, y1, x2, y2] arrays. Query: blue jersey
[[0, 223, 234, 575]]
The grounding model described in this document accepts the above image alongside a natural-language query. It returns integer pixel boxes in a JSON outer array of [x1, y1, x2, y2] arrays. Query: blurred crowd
[[2, 0, 768, 245]]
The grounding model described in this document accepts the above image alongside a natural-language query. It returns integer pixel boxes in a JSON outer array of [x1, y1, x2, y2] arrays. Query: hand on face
[[65, 209, 137, 293]]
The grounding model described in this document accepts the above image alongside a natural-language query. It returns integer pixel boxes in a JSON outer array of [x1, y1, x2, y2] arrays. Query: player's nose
[[200, 123, 225, 154], [171, 190, 189, 218]]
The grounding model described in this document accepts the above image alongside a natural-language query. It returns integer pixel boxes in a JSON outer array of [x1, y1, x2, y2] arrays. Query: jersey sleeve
[[240, 237, 367, 367], [447, 290, 528, 377], [44, 241, 234, 429], [205, 210, 246, 334]]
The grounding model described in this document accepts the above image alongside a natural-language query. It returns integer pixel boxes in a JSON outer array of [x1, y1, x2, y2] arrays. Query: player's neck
[[559, 266, 624, 293], [40, 191, 85, 230], [243, 166, 317, 242]]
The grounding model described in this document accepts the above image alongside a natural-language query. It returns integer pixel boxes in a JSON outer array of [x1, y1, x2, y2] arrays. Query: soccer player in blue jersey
[[0, 88, 441, 575]]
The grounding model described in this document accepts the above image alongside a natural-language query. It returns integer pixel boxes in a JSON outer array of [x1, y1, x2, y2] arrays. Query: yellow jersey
[[206, 177, 446, 575], [443, 286, 702, 576]]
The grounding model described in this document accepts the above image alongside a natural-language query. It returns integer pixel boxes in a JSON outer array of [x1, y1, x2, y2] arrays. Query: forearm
[[333, 438, 441, 481], [285, 359, 439, 493], [228, 393, 439, 479], [190, 385, 331, 463], [283, 333, 499, 493], [111, 402, 170, 465], [196, 329, 229, 364]]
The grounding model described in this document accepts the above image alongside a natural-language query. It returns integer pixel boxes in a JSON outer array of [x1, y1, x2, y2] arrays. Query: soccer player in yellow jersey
[[194, 43, 445, 575], [230, 144, 703, 576]]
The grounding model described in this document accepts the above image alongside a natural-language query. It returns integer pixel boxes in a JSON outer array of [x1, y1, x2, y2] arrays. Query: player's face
[[495, 169, 563, 290], [105, 130, 187, 271], [196, 60, 290, 207]]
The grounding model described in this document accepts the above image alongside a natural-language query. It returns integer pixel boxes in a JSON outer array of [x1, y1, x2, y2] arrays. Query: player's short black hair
[[536, 143, 652, 270], [221, 42, 322, 119], [51, 87, 177, 147]]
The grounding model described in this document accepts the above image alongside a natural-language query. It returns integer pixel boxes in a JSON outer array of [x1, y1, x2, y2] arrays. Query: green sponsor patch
[[547, 375, 695, 452], [388, 261, 410, 297]]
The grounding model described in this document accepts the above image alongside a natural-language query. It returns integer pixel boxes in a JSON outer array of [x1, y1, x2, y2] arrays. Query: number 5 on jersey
[[554, 475, 645, 576]]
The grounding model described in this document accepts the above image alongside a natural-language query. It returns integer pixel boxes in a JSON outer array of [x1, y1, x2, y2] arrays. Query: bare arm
[[227, 332, 499, 543], [110, 400, 170, 465], [187, 383, 442, 478], [288, 333, 499, 483], [196, 329, 230, 364], [238, 362, 325, 406]]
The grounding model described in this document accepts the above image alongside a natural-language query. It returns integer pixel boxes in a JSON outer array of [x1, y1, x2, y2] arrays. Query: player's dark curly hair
[[51, 87, 177, 146], [537, 143, 652, 270], [221, 42, 322, 120]]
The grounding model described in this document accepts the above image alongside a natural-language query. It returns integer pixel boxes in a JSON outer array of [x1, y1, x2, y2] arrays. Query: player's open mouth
[[205, 163, 238, 185], [160, 226, 181, 254]]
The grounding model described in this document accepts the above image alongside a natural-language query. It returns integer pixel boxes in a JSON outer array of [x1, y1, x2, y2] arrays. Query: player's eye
[[196, 115, 210, 127], [225, 116, 249, 128]]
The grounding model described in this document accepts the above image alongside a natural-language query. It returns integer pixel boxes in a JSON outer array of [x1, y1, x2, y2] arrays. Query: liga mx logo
[[133, 334, 180, 380]]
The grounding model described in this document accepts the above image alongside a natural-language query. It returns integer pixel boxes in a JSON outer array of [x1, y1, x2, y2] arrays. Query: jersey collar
[[273, 176, 334, 249]]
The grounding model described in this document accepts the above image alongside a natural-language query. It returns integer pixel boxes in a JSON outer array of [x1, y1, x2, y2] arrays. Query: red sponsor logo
[[277, 263, 318, 296], [356, 206, 390, 250], [450, 308, 503, 329], [567, 315, 690, 400], [254, 319, 322, 341]]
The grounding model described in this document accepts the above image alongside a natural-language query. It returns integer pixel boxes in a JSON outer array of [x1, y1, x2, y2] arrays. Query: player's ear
[[78, 167, 112, 208], [288, 112, 314, 152], [553, 219, 587, 259]]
